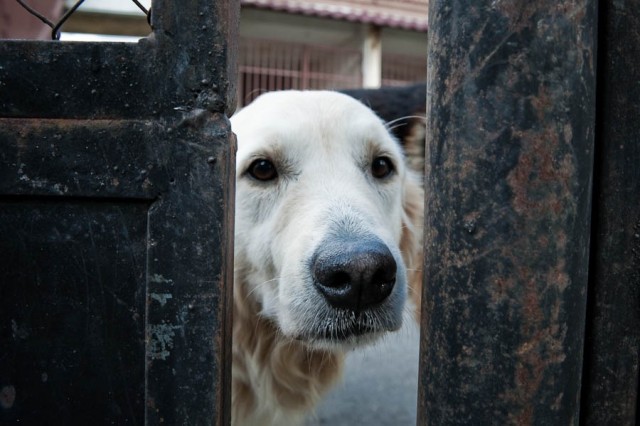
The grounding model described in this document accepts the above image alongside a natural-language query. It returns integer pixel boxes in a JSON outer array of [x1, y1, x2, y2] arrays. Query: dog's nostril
[[312, 239, 397, 311], [323, 271, 351, 288]]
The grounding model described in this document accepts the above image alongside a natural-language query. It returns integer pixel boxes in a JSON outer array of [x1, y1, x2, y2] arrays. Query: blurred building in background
[[237, 0, 427, 105], [5, 0, 428, 106]]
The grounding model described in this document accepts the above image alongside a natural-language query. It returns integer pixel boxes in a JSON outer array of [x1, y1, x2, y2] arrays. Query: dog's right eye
[[247, 159, 278, 181], [371, 156, 395, 179]]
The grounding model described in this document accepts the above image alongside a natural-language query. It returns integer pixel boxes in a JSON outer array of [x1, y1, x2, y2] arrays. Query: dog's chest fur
[[231, 274, 345, 425]]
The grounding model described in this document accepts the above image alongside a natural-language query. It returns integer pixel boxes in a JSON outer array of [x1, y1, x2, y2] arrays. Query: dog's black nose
[[312, 238, 397, 311]]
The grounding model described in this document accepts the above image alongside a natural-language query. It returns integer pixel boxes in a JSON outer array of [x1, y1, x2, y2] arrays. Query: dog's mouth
[[295, 308, 396, 345], [319, 320, 376, 340]]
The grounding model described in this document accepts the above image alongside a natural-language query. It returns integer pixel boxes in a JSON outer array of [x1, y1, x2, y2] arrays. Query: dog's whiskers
[[244, 87, 269, 105], [385, 114, 427, 126], [244, 275, 288, 301]]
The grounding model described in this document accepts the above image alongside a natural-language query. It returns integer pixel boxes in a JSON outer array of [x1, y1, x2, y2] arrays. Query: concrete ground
[[307, 323, 420, 425]]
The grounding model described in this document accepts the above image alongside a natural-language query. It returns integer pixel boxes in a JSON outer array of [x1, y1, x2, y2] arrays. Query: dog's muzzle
[[311, 236, 397, 312]]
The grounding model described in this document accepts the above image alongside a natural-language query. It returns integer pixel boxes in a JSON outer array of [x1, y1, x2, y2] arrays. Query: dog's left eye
[[371, 156, 394, 179], [248, 159, 278, 181]]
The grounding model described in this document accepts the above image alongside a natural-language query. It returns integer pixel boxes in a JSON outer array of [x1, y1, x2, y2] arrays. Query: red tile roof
[[241, 0, 429, 32]]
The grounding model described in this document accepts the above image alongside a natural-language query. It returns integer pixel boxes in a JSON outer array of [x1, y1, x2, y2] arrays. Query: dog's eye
[[248, 159, 278, 181], [371, 156, 394, 179]]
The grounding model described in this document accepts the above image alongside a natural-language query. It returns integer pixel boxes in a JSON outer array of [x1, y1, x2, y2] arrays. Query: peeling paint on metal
[[149, 274, 174, 284], [150, 293, 173, 306], [148, 323, 182, 361]]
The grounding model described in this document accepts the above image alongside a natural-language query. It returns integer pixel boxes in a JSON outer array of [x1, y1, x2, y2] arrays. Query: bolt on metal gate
[[0, 1, 237, 424]]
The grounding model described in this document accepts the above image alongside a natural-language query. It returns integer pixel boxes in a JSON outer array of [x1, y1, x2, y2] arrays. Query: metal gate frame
[[419, 0, 639, 424], [1, 1, 238, 424]]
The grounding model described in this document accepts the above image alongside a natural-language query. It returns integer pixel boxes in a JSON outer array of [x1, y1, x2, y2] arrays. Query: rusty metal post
[[418, 0, 597, 424]]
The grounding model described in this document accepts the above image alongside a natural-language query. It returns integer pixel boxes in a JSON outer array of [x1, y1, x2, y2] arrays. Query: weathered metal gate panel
[[419, 0, 597, 424], [0, 1, 237, 424], [581, 0, 640, 423]]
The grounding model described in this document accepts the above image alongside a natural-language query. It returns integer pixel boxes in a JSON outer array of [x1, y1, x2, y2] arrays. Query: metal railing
[[238, 37, 426, 106]]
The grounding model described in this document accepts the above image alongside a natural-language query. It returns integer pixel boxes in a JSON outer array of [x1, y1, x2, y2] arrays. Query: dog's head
[[231, 90, 421, 350]]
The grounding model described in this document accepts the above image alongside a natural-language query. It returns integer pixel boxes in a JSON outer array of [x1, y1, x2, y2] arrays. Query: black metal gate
[[0, 1, 237, 424], [419, 0, 639, 424]]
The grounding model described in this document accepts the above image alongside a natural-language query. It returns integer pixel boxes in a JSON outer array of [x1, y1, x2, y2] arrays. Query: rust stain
[[498, 94, 576, 420], [547, 259, 570, 292], [490, 277, 515, 306], [530, 86, 553, 122], [491, 1, 539, 33], [498, 261, 570, 423], [521, 274, 543, 331], [493, 1, 586, 34], [507, 126, 576, 217]]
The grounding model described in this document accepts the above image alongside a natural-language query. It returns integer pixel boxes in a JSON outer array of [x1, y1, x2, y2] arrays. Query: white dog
[[230, 90, 423, 425]]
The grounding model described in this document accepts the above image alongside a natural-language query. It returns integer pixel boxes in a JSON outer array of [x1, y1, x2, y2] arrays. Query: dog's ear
[[400, 173, 424, 322], [399, 120, 426, 174]]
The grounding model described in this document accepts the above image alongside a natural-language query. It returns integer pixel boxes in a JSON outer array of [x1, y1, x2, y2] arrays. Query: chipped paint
[[148, 323, 182, 361], [150, 293, 173, 306], [16, 162, 70, 194], [149, 274, 174, 284], [11, 319, 29, 340]]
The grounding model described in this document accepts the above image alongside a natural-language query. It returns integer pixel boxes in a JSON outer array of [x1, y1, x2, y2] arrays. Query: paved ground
[[307, 322, 420, 425]]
